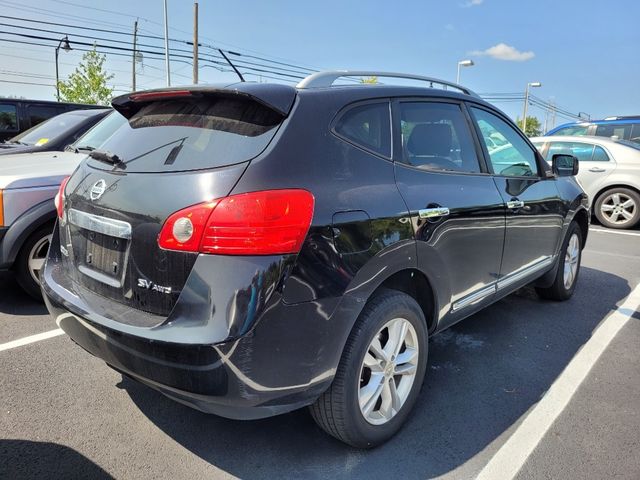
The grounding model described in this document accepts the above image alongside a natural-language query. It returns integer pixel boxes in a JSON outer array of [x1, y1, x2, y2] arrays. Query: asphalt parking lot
[[1, 225, 639, 480]]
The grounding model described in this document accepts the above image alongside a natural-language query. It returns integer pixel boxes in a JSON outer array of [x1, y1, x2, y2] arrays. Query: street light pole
[[456, 59, 474, 84], [163, 0, 171, 86], [54, 36, 72, 102], [522, 81, 542, 134]]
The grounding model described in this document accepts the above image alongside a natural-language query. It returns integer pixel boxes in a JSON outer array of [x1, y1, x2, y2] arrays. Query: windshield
[[71, 111, 127, 151], [88, 96, 284, 173], [10, 111, 89, 146]]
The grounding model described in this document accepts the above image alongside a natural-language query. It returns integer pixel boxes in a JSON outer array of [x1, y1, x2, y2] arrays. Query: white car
[[0, 111, 125, 298], [532, 135, 640, 229]]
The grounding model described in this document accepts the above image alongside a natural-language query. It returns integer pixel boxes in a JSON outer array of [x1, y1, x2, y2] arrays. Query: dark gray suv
[[42, 71, 589, 448]]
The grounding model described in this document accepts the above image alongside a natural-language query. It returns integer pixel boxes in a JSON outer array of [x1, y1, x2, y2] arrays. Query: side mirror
[[552, 154, 579, 177]]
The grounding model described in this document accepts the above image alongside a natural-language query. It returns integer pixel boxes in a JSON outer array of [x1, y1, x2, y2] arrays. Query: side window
[[398, 102, 480, 173], [334, 102, 391, 157], [0, 103, 18, 131], [630, 123, 640, 144], [27, 105, 63, 128], [592, 146, 610, 162], [595, 123, 632, 141], [551, 125, 589, 136], [470, 107, 539, 177], [545, 142, 594, 163]]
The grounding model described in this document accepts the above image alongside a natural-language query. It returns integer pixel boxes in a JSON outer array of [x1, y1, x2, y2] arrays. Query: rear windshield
[[87, 96, 284, 173], [11, 111, 89, 146]]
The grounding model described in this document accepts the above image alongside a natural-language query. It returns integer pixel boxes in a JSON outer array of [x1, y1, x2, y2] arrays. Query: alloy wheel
[[563, 233, 580, 289], [600, 192, 636, 226], [358, 317, 419, 425], [27, 234, 52, 285]]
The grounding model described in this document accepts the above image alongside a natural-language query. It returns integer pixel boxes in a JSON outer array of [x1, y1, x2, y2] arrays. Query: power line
[[0, 20, 314, 80]]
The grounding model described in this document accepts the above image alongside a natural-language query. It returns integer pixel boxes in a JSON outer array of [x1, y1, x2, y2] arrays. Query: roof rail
[[296, 70, 479, 97], [604, 115, 640, 121]]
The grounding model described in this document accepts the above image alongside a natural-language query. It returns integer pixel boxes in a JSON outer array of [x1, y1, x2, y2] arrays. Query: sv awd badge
[[137, 278, 172, 294]]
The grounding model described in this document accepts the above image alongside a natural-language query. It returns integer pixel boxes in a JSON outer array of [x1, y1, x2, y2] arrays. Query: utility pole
[[163, 0, 171, 86], [132, 19, 138, 91], [522, 81, 541, 134], [551, 101, 557, 130], [193, 2, 198, 84]]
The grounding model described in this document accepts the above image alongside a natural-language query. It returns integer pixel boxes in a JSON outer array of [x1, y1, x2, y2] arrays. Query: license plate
[[67, 209, 132, 288]]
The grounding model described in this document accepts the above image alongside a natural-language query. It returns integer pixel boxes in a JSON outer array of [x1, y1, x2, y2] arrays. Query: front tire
[[15, 225, 53, 301], [536, 222, 582, 301], [310, 290, 428, 448]]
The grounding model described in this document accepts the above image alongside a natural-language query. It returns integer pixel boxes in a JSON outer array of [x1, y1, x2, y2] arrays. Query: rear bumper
[[45, 294, 331, 418], [41, 225, 358, 419]]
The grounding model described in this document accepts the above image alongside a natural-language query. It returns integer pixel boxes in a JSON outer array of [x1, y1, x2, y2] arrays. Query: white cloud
[[463, 0, 484, 7], [470, 43, 535, 61]]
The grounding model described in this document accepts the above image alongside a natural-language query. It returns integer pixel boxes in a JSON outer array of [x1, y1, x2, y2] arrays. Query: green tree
[[58, 46, 114, 105], [360, 76, 378, 84], [516, 116, 542, 137]]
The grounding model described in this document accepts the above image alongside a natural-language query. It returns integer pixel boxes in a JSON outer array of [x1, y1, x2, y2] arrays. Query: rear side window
[[90, 97, 284, 173], [399, 102, 480, 173], [551, 125, 589, 136], [0, 104, 18, 131], [334, 102, 391, 157], [595, 123, 632, 140], [592, 146, 610, 162]]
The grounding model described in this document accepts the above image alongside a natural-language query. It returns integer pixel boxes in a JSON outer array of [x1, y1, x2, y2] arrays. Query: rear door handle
[[589, 167, 606, 173], [507, 200, 525, 209]]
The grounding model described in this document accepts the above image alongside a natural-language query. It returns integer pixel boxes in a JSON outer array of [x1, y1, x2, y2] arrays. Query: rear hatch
[[59, 86, 294, 323]]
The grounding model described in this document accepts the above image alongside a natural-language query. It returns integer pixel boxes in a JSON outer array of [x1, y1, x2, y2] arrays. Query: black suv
[[42, 71, 589, 448]]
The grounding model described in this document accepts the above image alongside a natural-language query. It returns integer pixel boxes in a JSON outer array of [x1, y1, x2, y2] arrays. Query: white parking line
[[0, 329, 64, 353], [476, 283, 640, 480], [589, 227, 640, 237]]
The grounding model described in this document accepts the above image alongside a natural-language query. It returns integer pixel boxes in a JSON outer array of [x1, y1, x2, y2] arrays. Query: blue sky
[[0, 0, 638, 128]]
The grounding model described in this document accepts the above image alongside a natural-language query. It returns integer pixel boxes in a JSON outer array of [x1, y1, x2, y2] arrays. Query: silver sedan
[[532, 135, 640, 229]]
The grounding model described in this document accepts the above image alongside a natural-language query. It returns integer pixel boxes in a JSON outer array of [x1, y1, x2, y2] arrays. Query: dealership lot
[[1, 226, 639, 480]]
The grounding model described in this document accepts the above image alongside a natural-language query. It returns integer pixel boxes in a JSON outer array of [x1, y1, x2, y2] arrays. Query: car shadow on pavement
[[0, 440, 114, 479], [0, 273, 47, 316], [120, 266, 630, 480]]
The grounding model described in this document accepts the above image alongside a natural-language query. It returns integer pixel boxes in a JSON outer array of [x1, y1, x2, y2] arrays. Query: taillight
[[158, 189, 315, 255], [54, 176, 70, 219]]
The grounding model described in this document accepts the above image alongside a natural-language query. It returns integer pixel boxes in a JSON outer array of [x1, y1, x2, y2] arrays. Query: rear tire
[[536, 222, 582, 301], [594, 187, 640, 229], [15, 225, 53, 301], [309, 290, 428, 448]]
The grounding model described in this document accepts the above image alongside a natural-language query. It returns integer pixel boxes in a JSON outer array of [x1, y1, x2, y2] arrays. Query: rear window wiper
[[89, 149, 126, 168], [75, 145, 95, 153]]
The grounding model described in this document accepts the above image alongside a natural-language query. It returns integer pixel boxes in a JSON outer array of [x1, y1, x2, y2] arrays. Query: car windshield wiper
[[5, 140, 27, 145], [89, 149, 126, 168]]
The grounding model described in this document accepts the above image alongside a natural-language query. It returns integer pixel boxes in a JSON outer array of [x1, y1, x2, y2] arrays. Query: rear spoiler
[[111, 83, 297, 119]]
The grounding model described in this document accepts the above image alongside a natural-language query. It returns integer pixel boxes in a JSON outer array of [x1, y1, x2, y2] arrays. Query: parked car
[[42, 72, 589, 448], [0, 108, 111, 156], [0, 111, 126, 298], [0, 98, 105, 142], [545, 115, 640, 144], [532, 135, 640, 229]]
